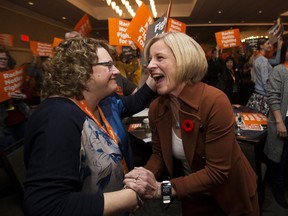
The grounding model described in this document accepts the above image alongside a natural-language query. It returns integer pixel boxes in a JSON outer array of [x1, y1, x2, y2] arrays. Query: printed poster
[[215, 29, 241, 49], [268, 17, 284, 44], [126, 3, 154, 51], [167, 18, 186, 33], [108, 18, 132, 46], [74, 14, 92, 37], [30, 41, 53, 56], [0, 33, 14, 47], [0, 66, 25, 102]]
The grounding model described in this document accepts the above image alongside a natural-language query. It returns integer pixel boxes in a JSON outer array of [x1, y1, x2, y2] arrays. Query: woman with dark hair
[[0, 46, 28, 148], [220, 56, 242, 104], [264, 39, 288, 208]]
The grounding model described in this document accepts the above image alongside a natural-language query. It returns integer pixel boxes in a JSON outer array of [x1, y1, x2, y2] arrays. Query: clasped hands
[[123, 167, 161, 200]]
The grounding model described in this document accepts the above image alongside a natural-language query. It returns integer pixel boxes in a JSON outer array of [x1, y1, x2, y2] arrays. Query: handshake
[[123, 166, 173, 211], [123, 167, 161, 201]]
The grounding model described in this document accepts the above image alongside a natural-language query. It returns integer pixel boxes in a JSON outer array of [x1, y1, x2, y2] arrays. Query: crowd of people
[[0, 30, 288, 215]]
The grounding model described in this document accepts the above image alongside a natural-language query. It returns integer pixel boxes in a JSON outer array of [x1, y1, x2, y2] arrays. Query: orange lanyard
[[285, 62, 288, 69], [230, 69, 235, 83], [73, 99, 119, 144], [73, 99, 129, 173]]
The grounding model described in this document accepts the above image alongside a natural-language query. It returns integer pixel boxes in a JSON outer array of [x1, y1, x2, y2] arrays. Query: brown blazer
[[145, 82, 259, 216]]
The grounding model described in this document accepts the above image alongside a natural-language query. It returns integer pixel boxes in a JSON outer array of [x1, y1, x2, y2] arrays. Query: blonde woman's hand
[[123, 167, 161, 199]]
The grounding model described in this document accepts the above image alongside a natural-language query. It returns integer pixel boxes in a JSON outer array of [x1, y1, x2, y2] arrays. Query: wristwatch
[[161, 180, 172, 204]]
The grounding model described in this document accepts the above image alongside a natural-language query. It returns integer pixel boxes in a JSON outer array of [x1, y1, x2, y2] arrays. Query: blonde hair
[[144, 32, 207, 83]]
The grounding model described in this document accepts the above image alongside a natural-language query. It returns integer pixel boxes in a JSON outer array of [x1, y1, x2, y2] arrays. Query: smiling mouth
[[152, 74, 164, 82]]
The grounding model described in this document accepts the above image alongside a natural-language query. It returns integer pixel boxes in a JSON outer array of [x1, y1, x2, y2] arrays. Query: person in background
[[109, 45, 138, 96], [116, 52, 139, 84], [124, 32, 259, 216], [246, 38, 273, 115], [221, 56, 242, 104], [0, 47, 16, 148], [264, 39, 288, 209], [0, 46, 29, 147], [28, 55, 50, 91], [24, 37, 154, 216], [202, 45, 225, 91], [64, 31, 81, 39], [267, 37, 283, 67]]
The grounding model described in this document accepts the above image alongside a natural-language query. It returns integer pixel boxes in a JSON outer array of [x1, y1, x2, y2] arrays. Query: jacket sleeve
[[120, 83, 157, 118], [267, 65, 282, 112]]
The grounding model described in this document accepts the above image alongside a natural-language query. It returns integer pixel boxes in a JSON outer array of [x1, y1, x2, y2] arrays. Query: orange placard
[[30, 41, 53, 56], [52, 37, 63, 48], [167, 18, 186, 33], [0, 66, 25, 102], [126, 3, 154, 50], [215, 29, 241, 49], [0, 33, 14, 47], [241, 112, 268, 125], [108, 18, 132, 46], [74, 14, 92, 37]]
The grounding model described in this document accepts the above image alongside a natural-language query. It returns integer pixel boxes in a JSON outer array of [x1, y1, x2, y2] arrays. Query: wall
[[0, 6, 71, 66]]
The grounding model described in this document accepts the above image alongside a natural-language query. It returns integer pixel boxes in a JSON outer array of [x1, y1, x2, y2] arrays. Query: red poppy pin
[[182, 119, 194, 132]]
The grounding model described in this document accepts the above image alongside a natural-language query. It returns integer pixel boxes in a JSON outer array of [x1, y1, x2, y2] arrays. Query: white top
[[171, 129, 191, 175]]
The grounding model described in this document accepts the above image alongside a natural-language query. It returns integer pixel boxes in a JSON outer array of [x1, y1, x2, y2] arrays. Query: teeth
[[152, 74, 162, 78]]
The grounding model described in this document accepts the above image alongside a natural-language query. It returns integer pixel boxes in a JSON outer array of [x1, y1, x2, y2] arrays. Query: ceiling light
[[218, 11, 222, 14], [62, 17, 66, 20], [150, 0, 157, 18], [135, 0, 142, 7], [208, 21, 212, 23], [28, 2, 34, 5], [111, 1, 116, 9], [258, 10, 262, 14], [106, 0, 112, 6]]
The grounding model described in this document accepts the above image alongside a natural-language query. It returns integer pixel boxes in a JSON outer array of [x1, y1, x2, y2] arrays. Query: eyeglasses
[[0, 58, 8, 61], [93, 61, 115, 71]]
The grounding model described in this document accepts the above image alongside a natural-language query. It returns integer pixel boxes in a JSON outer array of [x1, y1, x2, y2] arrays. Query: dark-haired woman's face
[[226, 60, 233, 70], [0, 52, 8, 70]]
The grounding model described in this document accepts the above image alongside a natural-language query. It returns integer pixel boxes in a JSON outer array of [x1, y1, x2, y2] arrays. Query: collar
[[157, 82, 205, 116]]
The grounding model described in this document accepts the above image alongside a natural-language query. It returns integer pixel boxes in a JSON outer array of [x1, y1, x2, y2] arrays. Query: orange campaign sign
[[74, 14, 92, 37], [108, 18, 132, 46], [0, 33, 14, 47], [215, 29, 241, 49], [241, 112, 268, 125], [126, 3, 154, 50], [167, 18, 186, 33], [52, 37, 63, 48], [0, 66, 25, 102], [30, 41, 53, 56]]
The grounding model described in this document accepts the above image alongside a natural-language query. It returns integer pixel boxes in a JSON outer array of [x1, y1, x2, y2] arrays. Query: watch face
[[161, 181, 171, 204], [161, 183, 171, 195]]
